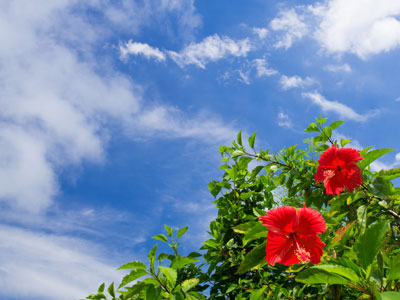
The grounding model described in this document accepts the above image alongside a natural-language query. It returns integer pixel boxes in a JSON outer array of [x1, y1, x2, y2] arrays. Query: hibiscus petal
[[259, 206, 296, 235], [295, 205, 326, 235], [314, 167, 326, 182], [316, 145, 338, 168], [337, 147, 363, 166], [324, 169, 346, 195], [266, 232, 298, 265], [344, 165, 363, 192], [315, 146, 364, 195], [296, 234, 325, 264]]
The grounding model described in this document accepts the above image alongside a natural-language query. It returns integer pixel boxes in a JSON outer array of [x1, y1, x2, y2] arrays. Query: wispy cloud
[[269, 9, 308, 49], [280, 75, 315, 90], [277, 112, 293, 128], [302, 92, 377, 122], [120, 40, 166, 61], [120, 34, 252, 69], [324, 63, 352, 73], [168, 34, 252, 68], [253, 58, 278, 77], [252, 27, 269, 39], [131, 106, 237, 143]]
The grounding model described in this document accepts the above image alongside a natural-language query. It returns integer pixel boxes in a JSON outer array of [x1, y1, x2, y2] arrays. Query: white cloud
[[0, 225, 122, 300], [253, 58, 278, 77], [0, 2, 238, 214], [324, 63, 352, 72], [120, 40, 166, 61], [396, 97, 400, 102], [302, 92, 377, 122], [131, 106, 237, 143], [269, 9, 308, 49], [313, 0, 400, 58], [277, 112, 292, 128], [252, 27, 269, 39], [280, 75, 315, 90], [0, 2, 237, 299], [168, 34, 252, 68]]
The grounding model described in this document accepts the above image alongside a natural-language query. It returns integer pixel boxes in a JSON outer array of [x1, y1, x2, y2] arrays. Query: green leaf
[[250, 165, 264, 179], [238, 156, 253, 169], [286, 144, 297, 157], [370, 177, 392, 198], [354, 221, 389, 269], [177, 226, 188, 239], [118, 261, 147, 270], [232, 221, 256, 234], [249, 285, 267, 300], [187, 291, 206, 300], [329, 120, 345, 130], [248, 132, 256, 149], [243, 223, 268, 246], [359, 148, 396, 170], [145, 285, 157, 300], [380, 168, 400, 181], [164, 225, 173, 238], [181, 278, 200, 292], [316, 116, 327, 125], [324, 126, 332, 138], [357, 205, 367, 231], [172, 291, 185, 300], [237, 131, 242, 146], [98, 283, 105, 293], [208, 181, 221, 198], [340, 138, 351, 147], [231, 150, 244, 158], [304, 123, 320, 133], [296, 268, 350, 285], [237, 241, 266, 274], [170, 256, 199, 269], [122, 282, 146, 297], [118, 269, 149, 289], [159, 266, 177, 287], [312, 265, 361, 283], [148, 244, 158, 271], [107, 282, 115, 298], [152, 234, 169, 243], [329, 258, 363, 277], [381, 292, 400, 300], [388, 262, 400, 280]]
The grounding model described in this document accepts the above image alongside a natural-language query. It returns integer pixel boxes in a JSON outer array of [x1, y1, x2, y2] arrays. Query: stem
[[243, 151, 294, 170], [152, 272, 170, 293], [317, 124, 335, 146]]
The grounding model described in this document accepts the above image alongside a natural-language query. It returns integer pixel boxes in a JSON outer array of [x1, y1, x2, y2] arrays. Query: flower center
[[291, 233, 311, 263], [323, 169, 335, 179]]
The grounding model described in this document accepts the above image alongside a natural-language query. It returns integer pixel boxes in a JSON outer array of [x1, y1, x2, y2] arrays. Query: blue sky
[[1, 0, 400, 299]]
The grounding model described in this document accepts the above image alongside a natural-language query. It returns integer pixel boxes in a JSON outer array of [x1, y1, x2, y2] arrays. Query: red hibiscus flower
[[315, 146, 363, 195], [259, 204, 326, 266]]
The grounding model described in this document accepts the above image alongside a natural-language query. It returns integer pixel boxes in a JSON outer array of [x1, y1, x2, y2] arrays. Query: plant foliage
[[86, 117, 400, 300]]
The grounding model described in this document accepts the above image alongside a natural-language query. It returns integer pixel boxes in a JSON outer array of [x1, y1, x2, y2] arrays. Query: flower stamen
[[292, 233, 311, 262]]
